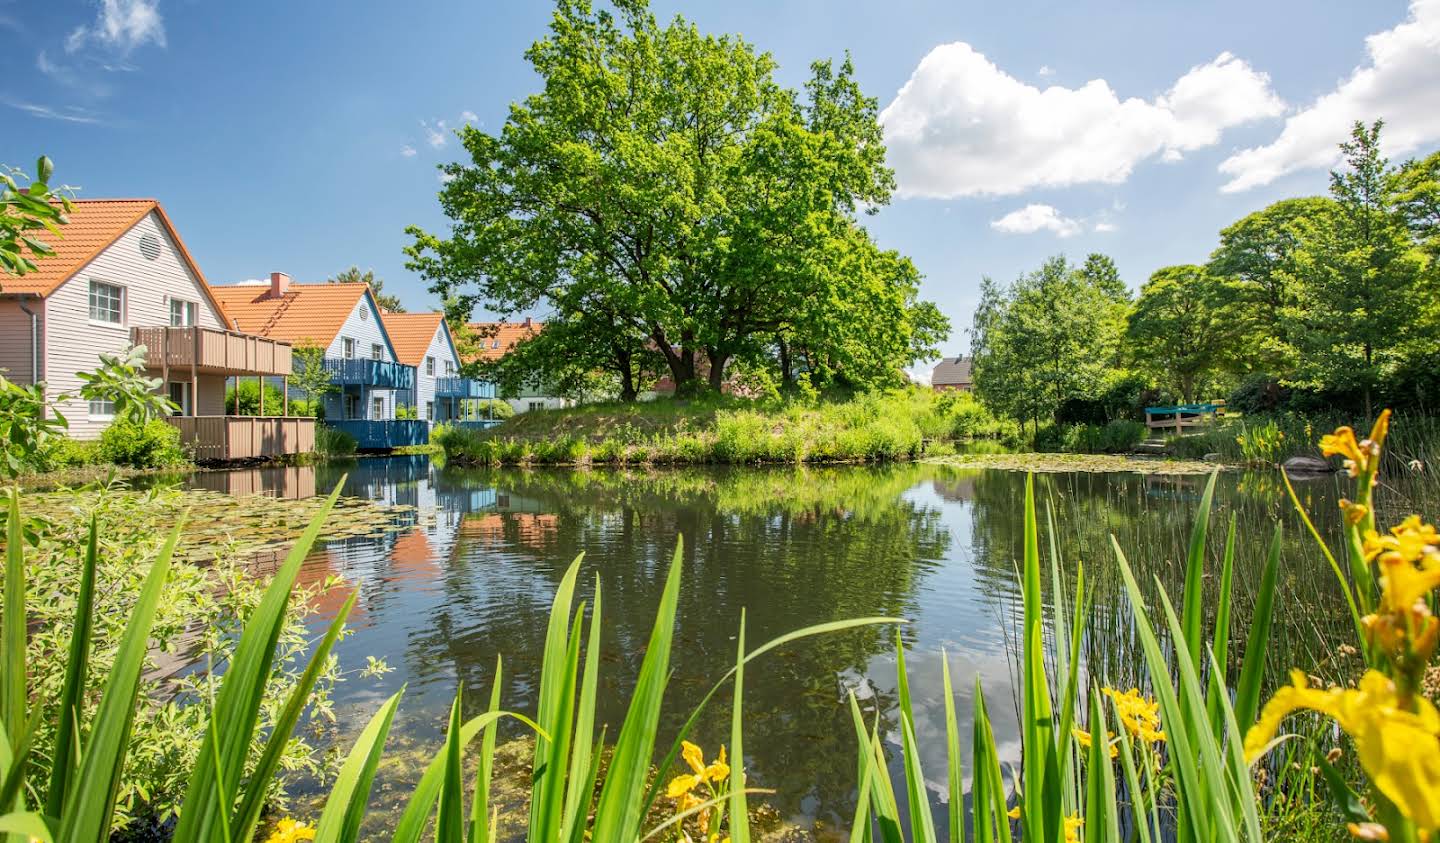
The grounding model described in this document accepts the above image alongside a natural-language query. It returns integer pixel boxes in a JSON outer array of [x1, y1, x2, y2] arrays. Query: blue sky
[[4, 0, 1437, 359]]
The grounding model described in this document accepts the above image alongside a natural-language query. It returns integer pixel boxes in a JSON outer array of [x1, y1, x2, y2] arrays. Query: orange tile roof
[[464, 320, 544, 362], [379, 311, 447, 367], [2, 198, 235, 327], [208, 282, 370, 347]]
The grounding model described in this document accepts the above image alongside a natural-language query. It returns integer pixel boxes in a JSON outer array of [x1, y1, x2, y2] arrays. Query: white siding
[[413, 322, 462, 424], [43, 212, 227, 439], [321, 292, 405, 421], [0, 299, 41, 385]]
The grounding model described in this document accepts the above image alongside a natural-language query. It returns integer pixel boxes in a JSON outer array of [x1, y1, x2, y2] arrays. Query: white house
[[380, 311, 493, 425]]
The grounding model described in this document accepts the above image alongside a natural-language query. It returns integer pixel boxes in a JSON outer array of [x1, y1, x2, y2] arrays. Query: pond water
[[177, 456, 1389, 836]]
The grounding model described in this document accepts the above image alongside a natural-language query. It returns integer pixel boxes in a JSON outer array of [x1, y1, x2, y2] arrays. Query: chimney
[[523, 316, 532, 327], [269, 272, 291, 299]]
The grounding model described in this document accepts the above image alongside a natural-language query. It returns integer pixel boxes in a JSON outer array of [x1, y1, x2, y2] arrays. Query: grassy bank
[[435, 389, 1018, 466]]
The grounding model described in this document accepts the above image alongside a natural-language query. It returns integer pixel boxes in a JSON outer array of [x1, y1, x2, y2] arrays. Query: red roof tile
[[208, 282, 370, 347], [464, 319, 543, 362], [379, 312, 447, 367]]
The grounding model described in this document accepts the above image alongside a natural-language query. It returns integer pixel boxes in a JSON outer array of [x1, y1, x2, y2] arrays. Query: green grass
[[436, 389, 1017, 466]]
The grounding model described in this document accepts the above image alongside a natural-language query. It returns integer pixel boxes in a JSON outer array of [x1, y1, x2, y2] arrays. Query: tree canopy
[[1125, 265, 1239, 403], [327, 266, 405, 312], [407, 0, 945, 398]]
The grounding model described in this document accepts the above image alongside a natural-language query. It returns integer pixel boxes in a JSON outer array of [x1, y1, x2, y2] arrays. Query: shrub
[[42, 437, 102, 469], [316, 424, 358, 457], [98, 417, 188, 468], [472, 398, 515, 420], [223, 379, 287, 416], [1229, 373, 1290, 415]]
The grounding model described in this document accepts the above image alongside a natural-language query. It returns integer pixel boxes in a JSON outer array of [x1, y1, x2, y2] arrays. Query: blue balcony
[[327, 419, 429, 450], [322, 358, 414, 389], [434, 376, 495, 399], [451, 419, 504, 431]]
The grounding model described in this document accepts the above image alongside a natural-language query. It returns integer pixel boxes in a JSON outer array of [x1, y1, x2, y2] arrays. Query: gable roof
[[465, 319, 544, 362], [2, 198, 236, 327], [931, 356, 973, 386], [208, 281, 374, 348], [379, 311, 450, 367]]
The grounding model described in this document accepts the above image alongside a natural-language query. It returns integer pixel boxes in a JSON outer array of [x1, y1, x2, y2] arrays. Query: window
[[167, 382, 190, 415], [425, 401, 434, 421], [88, 398, 116, 418], [344, 393, 360, 419], [491, 340, 500, 349], [343, 338, 356, 358], [444, 360, 454, 375], [169, 299, 197, 327], [88, 281, 123, 324], [425, 356, 435, 376], [528, 401, 545, 412], [371, 395, 385, 419], [370, 343, 382, 361]]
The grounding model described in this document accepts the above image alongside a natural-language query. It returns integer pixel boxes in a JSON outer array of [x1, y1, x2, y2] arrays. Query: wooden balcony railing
[[132, 326, 294, 377], [165, 416, 315, 461]]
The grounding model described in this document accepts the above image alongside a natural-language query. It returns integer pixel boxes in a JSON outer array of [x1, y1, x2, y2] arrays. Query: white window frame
[[371, 395, 385, 419], [425, 401, 434, 421], [425, 356, 435, 376], [344, 393, 360, 419], [88, 280, 124, 326], [169, 298, 197, 327], [528, 400, 544, 412], [370, 343, 383, 361], [88, 398, 116, 419], [444, 359, 454, 375], [343, 338, 356, 359]]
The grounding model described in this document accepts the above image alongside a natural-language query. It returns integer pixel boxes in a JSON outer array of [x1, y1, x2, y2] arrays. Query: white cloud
[[400, 145, 417, 158], [3, 98, 103, 123], [66, 0, 165, 55], [438, 171, 457, 185], [1037, 65, 1054, 77], [880, 45, 1284, 198], [460, 110, 478, 123], [422, 119, 449, 148], [1219, 0, 1440, 192], [990, 204, 1083, 237], [1093, 221, 1118, 233]]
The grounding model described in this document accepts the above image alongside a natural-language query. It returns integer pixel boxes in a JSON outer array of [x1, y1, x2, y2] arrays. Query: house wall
[[321, 292, 403, 421], [411, 323, 462, 423], [43, 211, 228, 439], [0, 298, 41, 385]]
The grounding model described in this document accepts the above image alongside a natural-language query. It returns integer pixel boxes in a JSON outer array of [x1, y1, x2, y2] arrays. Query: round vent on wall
[[138, 233, 163, 261]]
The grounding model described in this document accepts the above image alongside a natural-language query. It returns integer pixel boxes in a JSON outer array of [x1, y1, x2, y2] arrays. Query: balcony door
[[168, 381, 191, 416]]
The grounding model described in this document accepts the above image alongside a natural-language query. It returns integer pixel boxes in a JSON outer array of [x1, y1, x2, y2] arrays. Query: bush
[[98, 417, 188, 468], [316, 424, 358, 457], [42, 437, 102, 469], [474, 398, 515, 420], [1228, 373, 1290, 415]]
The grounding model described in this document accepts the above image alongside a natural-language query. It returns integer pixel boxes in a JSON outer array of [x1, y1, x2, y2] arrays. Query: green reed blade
[[1082, 688, 1118, 843], [1208, 649, 1263, 841], [56, 515, 181, 843], [1109, 704, 1152, 843], [436, 689, 465, 843], [1055, 561, 1088, 810], [563, 725, 606, 843], [233, 590, 358, 842], [1233, 524, 1282, 732], [1205, 513, 1238, 740], [847, 691, 874, 843], [895, 629, 937, 842], [173, 480, 345, 842], [530, 555, 583, 843], [868, 726, 904, 843], [3, 491, 27, 760], [1020, 474, 1058, 842], [45, 511, 97, 819], [971, 677, 1009, 843], [1181, 471, 1217, 677], [559, 578, 601, 843], [940, 653, 963, 843], [729, 609, 751, 843], [468, 656, 503, 843], [313, 688, 403, 843], [589, 539, 683, 842], [0, 811, 51, 842]]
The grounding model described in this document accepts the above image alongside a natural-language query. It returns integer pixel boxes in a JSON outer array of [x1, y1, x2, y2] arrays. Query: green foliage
[[1126, 265, 1242, 402], [971, 254, 1129, 434], [0, 375, 67, 477], [291, 344, 337, 414], [224, 379, 287, 415], [1052, 419, 1147, 454], [316, 425, 358, 457], [76, 345, 174, 424], [327, 266, 404, 312], [473, 398, 514, 420], [394, 404, 419, 420], [408, 0, 944, 396], [0, 485, 348, 836], [97, 417, 188, 468], [0, 156, 71, 278]]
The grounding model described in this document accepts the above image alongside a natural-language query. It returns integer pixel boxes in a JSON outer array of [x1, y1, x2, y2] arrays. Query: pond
[[177, 456, 1392, 837]]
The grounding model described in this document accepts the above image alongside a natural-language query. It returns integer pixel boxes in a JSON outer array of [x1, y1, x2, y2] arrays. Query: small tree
[[290, 343, 336, 417]]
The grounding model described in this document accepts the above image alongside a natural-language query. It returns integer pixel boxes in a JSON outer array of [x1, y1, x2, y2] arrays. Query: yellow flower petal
[[668, 773, 702, 798], [682, 740, 706, 776]]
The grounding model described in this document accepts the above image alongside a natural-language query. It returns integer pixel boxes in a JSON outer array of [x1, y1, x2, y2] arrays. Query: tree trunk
[[777, 335, 793, 387], [652, 329, 699, 396], [615, 346, 637, 402], [707, 349, 729, 393]]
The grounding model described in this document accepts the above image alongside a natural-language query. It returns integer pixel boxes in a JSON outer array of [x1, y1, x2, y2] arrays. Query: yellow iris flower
[[1064, 814, 1084, 843], [1245, 669, 1440, 832], [263, 818, 316, 843], [1320, 411, 1390, 479], [1072, 727, 1118, 759], [1102, 687, 1165, 744]]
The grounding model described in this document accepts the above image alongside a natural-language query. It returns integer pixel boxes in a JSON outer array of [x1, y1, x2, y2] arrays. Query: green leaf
[[2, 491, 27, 760], [436, 689, 465, 843], [1181, 470, 1218, 674], [313, 689, 404, 843], [728, 609, 750, 843], [530, 555, 584, 843], [45, 512, 99, 819], [895, 629, 936, 842], [1233, 524, 1282, 731]]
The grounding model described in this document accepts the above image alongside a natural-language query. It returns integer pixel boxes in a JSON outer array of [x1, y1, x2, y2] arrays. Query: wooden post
[[283, 375, 289, 416], [161, 328, 170, 412], [190, 327, 199, 418], [258, 375, 265, 417]]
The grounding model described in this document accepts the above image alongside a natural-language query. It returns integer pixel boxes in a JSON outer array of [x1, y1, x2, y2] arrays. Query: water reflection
[[176, 457, 1359, 835]]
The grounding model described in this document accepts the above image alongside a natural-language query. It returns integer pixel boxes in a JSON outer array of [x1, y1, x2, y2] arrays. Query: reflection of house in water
[[388, 527, 442, 583], [189, 464, 318, 499], [458, 513, 560, 550]]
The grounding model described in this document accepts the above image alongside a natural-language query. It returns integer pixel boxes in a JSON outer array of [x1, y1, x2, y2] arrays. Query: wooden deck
[[132, 326, 293, 376], [165, 416, 315, 461], [1144, 403, 1225, 433]]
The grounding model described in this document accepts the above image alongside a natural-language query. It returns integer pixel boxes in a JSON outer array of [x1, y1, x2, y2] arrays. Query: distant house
[[931, 356, 974, 392], [209, 275, 424, 449], [465, 318, 574, 413], [380, 311, 493, 426], [0, 199, 311, 460]]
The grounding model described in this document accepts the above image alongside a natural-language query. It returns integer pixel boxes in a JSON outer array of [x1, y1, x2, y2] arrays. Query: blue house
[[380, 311, 499, 429]]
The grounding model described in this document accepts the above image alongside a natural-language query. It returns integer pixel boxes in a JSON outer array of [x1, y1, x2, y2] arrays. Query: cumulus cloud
[[400, 145, 417, 158], [880, 45, 1283, 198], [460, 110, 479, 123], [66, 0, 165, 55], [422, 119, 449, 148], [1037, 65, 1054, 77], [1219, 0, 1440, 192], [990, 204, 1084, 237], [1093, 221, 1118, 233]]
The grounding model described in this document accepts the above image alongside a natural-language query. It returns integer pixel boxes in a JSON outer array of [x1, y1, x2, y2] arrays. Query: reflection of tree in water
[[401, 463, 949, 821], [961, 469, 1356, 694]]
